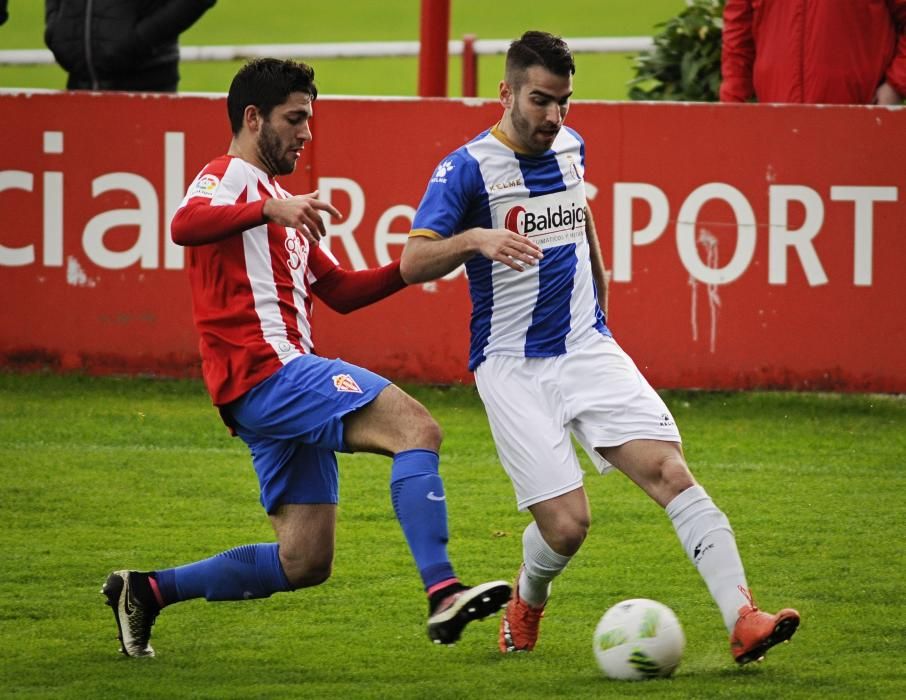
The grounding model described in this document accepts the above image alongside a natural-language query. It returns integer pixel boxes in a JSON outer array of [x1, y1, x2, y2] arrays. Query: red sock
[[148, 575, 166, 608]]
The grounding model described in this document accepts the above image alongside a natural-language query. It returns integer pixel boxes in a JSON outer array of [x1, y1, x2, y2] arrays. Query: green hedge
[[629, 0, 725, 101]]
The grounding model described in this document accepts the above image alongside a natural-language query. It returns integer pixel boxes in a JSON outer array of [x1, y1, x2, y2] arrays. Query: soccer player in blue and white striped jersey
[[402, 31, 799, 665]]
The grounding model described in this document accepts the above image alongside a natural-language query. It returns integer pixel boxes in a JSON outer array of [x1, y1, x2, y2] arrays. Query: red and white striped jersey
[[172, 155, 339, 406]]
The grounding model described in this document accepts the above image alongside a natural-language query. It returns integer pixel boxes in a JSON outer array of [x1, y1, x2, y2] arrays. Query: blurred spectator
[[44, 0, 216, 92], [720, 0, 906, 104]]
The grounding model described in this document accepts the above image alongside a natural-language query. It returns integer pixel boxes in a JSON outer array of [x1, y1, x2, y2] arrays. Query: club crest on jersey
[[191, 174, 220, 198], [570, 162, 583, 181], [332, 373, 363, 393], [431, 160, 455, 183], [565, 154, 584, 182]]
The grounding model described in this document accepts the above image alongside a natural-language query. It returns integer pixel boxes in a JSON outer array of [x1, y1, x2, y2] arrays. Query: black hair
[[505, 31, 575, 87], [227, 58, 318, 135]]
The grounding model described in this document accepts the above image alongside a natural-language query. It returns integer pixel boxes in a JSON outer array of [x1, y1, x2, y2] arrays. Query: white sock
[[519, 521, 572, 607], [666, 485, 749, 631]]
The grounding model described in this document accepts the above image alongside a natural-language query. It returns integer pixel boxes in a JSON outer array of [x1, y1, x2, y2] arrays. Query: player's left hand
[[475, 228, 543, 271], [263, 190, 342, 244]]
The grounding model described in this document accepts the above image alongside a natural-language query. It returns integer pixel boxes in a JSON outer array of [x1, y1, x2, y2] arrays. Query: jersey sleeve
[[410, 149, 484, 239], [170, 157, 266, 246], [306, 243, 340, 283], [311, 259, 406, 314]]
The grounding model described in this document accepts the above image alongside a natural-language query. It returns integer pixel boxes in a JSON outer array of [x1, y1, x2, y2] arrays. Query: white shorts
[[474, 334, 682, 511]]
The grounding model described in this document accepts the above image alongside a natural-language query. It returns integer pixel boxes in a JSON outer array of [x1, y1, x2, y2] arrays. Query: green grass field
[[0, 0, 684, 98], [1, 372, 904, 698], [3, 1, 905, 697]]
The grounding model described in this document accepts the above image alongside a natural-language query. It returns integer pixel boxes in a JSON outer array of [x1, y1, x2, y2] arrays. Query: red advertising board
[[1, 91, 904, 391]]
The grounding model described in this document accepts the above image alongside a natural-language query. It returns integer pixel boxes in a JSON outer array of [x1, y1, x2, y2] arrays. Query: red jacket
[[720, 0, 906, 103]]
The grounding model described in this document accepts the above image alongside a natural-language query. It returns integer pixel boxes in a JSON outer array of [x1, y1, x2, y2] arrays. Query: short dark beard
[[509, 99, 545, 155], [258, 119, 294, 176]]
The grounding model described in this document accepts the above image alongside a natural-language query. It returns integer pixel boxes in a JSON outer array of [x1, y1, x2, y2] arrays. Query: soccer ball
[[592, 598, 685, 680]]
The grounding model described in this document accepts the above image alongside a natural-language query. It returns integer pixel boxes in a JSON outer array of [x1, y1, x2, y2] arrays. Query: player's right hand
[[263, 190, 342, 244]]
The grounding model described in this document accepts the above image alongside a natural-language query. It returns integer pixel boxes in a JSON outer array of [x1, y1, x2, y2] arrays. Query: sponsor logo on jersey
[[504, 202, 585, 235], [504, 206, 526, 233], [191, 173, 220, 198], [430, 160, 455, 183], [332, 373, 363, 393], [489, 177, 523, 192], [284, 231, 304, 270]]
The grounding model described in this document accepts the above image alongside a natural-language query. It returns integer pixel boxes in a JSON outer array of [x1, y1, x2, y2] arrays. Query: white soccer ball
[[592, 598, 685, 680]]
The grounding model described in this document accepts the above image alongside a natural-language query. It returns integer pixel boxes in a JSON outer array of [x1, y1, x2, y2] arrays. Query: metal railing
[[0, 36, 654, 96]]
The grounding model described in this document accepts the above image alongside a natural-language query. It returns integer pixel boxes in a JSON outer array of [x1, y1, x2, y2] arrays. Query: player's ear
[[499, 80, 513, 109], [244, 105, 262, 134]]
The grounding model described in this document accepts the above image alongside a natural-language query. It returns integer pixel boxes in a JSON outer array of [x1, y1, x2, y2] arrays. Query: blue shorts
[[223, 355, 391, 513]]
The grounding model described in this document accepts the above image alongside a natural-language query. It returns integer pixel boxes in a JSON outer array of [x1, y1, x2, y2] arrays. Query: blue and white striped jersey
[[411, 124, 610, 370]]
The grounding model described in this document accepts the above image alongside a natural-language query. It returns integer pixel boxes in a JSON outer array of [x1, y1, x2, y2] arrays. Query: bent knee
[[401, 399, 443, 451], [417, 414, 443, 451], [280, 555, 333, 590], [657, 454, 695, 503], [543, 517, 590, 556]]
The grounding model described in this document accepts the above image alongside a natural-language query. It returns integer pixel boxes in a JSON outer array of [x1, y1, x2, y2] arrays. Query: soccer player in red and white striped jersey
[[101, 58, 509, 658]]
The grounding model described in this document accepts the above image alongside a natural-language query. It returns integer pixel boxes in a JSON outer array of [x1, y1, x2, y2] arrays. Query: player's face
[[257, 92, 313, 176], [505, 66, 572, 155]]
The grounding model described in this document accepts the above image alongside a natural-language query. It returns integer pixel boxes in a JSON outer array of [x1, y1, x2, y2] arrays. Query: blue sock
[[390, 449, 457, 591], [153, 543, 292, 604]]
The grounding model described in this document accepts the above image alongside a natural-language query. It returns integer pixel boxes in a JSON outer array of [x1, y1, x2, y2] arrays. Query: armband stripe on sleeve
[[408, 229, 444, 240]]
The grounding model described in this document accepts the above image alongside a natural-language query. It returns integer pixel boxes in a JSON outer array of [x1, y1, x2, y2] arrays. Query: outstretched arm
[[311, 259, 406, 314], [400, 229, 543, 284]]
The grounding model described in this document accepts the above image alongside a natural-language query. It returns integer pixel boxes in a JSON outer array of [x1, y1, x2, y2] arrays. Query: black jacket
[[44, 0, 216, 92]]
